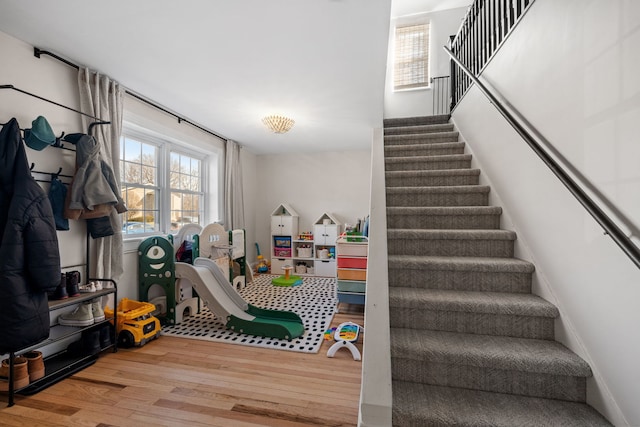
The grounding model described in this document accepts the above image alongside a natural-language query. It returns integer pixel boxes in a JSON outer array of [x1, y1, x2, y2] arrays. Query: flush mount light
[[262, 115, 295, 134]]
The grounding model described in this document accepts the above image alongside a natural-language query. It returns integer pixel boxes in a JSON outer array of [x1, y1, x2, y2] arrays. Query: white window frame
[[120, 125, 209, 238], [393, 20, 431, 91]]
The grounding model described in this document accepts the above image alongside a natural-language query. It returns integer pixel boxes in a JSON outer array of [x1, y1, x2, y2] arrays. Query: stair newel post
[[449, 35, 457, 112]]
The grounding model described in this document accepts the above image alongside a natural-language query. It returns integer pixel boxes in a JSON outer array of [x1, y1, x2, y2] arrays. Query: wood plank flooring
[[0, 303, 364, 427]]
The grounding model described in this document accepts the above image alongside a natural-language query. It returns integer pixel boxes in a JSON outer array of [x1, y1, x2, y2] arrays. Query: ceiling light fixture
[[262, 115, 295, 134]]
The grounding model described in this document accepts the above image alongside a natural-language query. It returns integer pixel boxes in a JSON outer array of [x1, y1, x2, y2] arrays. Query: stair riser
[[384, 124, 454, 135], [385, 133, 459, 145], [386, 213, 500, 229], [386, 159, 471, 171], [385, 145, 465, 157], [387, 239, 514, 258], [390, 360, 586, 402], [388, 308, 555, 340], [386, 191, 488, 207], [386, 173, 479, 187], [388, 268, 532, 293]]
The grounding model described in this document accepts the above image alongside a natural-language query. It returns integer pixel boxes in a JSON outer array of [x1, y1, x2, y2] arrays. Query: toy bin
[[337, 257, 367, 269], [273, 236, 292, 247], [338, 268, 367, 281], [337, 244, 368, 257], [274, 248, 292, 257], [297, 247, 312, 258]]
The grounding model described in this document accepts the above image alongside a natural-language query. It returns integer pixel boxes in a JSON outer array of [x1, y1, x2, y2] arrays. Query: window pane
[[170, 192, 182, 210], [190, 176, 199, 192], [180, 156, 190, 173], [142, 144, 156, 165], [141, 165, 156, 185], [170, 152, 180, 172], [124, 138, 141, 161], [143, 189, 156, 210]]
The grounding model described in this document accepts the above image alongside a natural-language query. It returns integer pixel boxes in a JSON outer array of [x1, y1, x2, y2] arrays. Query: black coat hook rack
[[0, 84, 105, 122], [88, 121, 112, 136], [30, 163, 73, 180]]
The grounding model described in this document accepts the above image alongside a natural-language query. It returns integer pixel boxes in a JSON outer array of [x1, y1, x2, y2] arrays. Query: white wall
[[384, 5, 469, 118], [254, 150, 371, 263], [451, 0, 640, 424]]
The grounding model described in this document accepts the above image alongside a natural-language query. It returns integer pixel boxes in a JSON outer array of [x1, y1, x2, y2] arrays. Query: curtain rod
[[34, 47, 227, 142]]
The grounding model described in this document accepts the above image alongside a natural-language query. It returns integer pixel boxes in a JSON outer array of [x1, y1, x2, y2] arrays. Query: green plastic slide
[[175, 257, 304, 340]]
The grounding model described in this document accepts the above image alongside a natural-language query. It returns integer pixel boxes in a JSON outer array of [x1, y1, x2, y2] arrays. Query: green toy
[[271, 265, 303, 287]]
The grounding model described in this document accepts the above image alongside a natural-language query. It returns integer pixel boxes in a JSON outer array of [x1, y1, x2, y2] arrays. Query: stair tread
[[384, 115, 450, 127], [384, 123, 454, 135], [390, 328, 591, 376], [388, 254, 535, 273], [392, 382, 612, 427], [389, 287, 559, 317], [387, 206, 501, 215], [386, 168, 480, 177], [388, 229, 516, 240], [384, 141, 465, 150], [386, 153, 471, 163], [384, 130, 460, 142], [387, 185, 490, 194]]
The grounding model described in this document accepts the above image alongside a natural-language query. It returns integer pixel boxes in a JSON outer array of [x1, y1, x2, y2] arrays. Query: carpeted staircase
[[384, 115, 612, 426]]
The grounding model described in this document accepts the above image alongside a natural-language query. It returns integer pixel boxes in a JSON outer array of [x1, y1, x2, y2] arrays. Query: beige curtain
[[224, 139, 245, 230], [78, 68, 124, 281]]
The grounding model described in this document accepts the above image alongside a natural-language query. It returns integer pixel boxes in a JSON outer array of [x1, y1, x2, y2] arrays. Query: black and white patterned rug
[[161, 274, 337, 353]]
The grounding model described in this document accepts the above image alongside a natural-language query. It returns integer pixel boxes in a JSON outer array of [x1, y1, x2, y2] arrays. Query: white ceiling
[[0, 0, 469, 155]]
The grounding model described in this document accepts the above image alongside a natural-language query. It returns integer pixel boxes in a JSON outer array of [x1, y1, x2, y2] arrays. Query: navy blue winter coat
[[0, 118, 61, 353]]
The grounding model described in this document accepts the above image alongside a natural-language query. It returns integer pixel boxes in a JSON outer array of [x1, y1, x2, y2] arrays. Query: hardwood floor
[[0, 303, 364, 427]]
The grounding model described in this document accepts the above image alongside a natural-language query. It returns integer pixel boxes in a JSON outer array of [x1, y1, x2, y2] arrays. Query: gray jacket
[[66, 133, 126, 214]]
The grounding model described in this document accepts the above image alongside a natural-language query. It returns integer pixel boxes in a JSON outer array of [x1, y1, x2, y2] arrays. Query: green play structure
[[138, 224, 304, 340]]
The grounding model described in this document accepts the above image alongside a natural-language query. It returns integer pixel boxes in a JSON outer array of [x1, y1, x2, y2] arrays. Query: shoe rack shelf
[[4, 279, 117, 406]]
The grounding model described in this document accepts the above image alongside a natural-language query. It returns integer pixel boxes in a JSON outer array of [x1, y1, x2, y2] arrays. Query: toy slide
[[175, 257, 304, 340]]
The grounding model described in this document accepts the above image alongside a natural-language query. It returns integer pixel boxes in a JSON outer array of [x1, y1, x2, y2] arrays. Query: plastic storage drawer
[[337, 280, 366, 293], [337, 244, 368, 257], [337, 257, 367, 269], [337, 268, 367, 281]]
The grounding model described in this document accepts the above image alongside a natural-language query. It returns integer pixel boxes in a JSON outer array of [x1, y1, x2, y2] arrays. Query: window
[[393, 22, 430, 90], [169, 152, 202, 232], [121, 136, 159, 234], [120, 130, 207, 236]]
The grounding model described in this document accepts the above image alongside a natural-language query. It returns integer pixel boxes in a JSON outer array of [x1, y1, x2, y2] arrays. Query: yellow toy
[[104, 298, 161, 348]]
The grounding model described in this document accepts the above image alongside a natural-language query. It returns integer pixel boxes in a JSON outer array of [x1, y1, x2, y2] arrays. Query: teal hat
[[24, 116, 55, 151]]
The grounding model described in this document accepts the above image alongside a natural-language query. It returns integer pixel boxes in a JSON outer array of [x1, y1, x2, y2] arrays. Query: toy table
[[327, 321, 362, 361]]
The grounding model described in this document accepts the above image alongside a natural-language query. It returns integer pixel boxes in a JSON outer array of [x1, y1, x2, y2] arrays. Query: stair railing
[[449, 0, 535, 110], [443, 45, 640, 269]]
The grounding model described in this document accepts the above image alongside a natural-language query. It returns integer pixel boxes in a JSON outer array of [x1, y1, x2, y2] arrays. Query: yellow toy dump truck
[[104, 298, 161, 348]]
